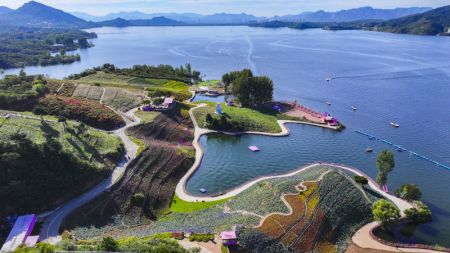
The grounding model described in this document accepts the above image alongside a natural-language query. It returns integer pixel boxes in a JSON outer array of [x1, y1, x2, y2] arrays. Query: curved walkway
[[352, 222, 446, 253], [175, 105, 409, 209], [39, 108, 142, 244]]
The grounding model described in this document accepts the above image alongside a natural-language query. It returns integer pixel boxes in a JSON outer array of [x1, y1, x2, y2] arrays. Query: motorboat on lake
[[326, 102, 331, 106], [352, 106, 357, 111], [390, 122, 400, 128], [366, 147, 374, 153]]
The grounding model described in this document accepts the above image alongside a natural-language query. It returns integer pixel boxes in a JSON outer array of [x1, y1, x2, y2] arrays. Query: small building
[[220, 231, 237, 246], [171, 232, 185, 240], [163, 97, 175, 109], [1, 214, 37, 252]]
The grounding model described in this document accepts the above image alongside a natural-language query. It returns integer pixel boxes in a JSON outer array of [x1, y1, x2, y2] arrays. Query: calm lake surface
[[5, 26, 450, 246]]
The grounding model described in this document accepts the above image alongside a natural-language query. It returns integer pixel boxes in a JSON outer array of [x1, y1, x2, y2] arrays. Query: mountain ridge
[[0, 1, 95, 28]]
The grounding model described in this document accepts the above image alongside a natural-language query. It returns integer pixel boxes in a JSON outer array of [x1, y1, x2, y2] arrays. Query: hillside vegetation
[[0, 114, 123, 219], [0, 28, 96, 69], [63, 107, 195, 232], [374, 5, 450, 35]]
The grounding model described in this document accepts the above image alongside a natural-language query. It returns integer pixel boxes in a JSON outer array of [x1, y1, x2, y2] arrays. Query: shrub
[[404, 203, 432, 223], [395, 184, 422, 201], [100, 236, 118, 252], [354, 175, 368, 185], [372, 199, 400, 228], [180, 109, 190, 120], [132, 192, 145, 205], [188, 233, 214, 242]]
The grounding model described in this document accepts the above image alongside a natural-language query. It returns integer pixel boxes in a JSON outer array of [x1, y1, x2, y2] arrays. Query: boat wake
[[246, 36, 258, 75]]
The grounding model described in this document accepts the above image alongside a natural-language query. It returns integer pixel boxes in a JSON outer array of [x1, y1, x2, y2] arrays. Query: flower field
[[255, 171, 374, 253], [39, 95, 125, 130], [67, 165, 375, 253]]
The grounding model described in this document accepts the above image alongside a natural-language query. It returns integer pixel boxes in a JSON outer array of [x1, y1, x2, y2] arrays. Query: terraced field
[[0, 113, 123, 166], [73, 84, 104, 101], [102, 87, 143, 112], [63, 111, 196, 234]]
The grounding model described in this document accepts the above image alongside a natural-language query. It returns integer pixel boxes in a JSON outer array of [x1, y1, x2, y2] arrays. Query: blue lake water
[[4, 26, 450, 246]]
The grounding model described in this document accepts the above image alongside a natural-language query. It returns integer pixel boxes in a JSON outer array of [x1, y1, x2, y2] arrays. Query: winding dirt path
[[38, 107, 142, 244]]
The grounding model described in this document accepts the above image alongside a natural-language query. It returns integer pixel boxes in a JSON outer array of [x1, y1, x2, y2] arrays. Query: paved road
[[39, 108, 141, 244]]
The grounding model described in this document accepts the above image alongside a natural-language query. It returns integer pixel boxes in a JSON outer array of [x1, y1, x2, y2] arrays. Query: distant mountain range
[[96, 17, 184, 27], [0, 1, 94, 29], [0, 6, 13, 15], [72, 11, 263, 25], [0, 1, 448, 36], [71, 7, 431, 24], [273, 7, 432, 22]]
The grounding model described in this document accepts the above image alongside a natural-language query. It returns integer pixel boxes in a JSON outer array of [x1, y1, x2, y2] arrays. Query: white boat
[[390, 122, 400, 128], [326, 77, 332, 82], [326, 102, 331, 106], [352, 106, 357, 111]]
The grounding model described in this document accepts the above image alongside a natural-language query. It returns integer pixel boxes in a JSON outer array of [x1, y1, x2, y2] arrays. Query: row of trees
[[222, 69, 274, 107], [67, 63, 202, 84]]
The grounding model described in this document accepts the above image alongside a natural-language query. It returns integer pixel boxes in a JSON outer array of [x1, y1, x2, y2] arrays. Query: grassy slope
[[193, 103, 282, 133], [134, 110, 160, 124], [0, 113, 123, 166], [147, 80, 191, 101], [170, 194, 231, 213]]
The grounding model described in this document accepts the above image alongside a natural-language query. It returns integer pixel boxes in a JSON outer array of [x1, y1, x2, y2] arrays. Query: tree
[[354, 175, 368, 185], [100, 236, 118, 252], [376, 150, 395, 185], [78, 38, 89, 48], [396, 184, 422, 201], [234, 76, 273, 107], [222, 69, 253, 93], [372, 199, 400, 229], [404, 203, 432, 223]]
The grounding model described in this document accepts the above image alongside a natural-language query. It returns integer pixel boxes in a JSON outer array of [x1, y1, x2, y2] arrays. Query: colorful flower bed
[[39, 95, 125, 130]]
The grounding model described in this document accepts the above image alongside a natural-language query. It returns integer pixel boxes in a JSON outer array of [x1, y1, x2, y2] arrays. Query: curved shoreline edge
[[175, 105, 407, 209]]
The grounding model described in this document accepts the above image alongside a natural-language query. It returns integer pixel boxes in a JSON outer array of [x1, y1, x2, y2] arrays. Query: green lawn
[[0, 114, 123, 166], [135, 110, 160, 124], [170, 194, 231, 213], [193, 104, 282, 133], [147, 80, 192, 101], [129, 136, 148, 156]]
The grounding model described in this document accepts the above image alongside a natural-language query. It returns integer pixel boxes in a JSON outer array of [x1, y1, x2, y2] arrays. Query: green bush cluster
[[0, 74, 48, 110], [188, 233, 214, 242], [404, 202, 432, 223], [354, 175, 368, 185]]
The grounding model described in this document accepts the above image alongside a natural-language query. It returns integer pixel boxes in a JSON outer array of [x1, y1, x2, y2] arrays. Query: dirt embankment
[[62, 111, 194, 230]]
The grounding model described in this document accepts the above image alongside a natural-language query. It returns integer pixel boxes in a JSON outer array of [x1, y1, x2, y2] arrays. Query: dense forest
[[0, 28, 97, 69]]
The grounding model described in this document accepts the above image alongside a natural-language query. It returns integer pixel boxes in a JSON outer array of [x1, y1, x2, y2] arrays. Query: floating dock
[[355, 130, 450, 171]]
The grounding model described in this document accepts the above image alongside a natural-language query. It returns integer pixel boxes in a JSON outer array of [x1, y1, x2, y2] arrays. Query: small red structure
[[220, 231, 237, 246], [171, 232, 184, 240]]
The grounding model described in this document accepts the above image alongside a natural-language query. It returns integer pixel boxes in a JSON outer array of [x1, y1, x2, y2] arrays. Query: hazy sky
[[0, 0, 448, 16]]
